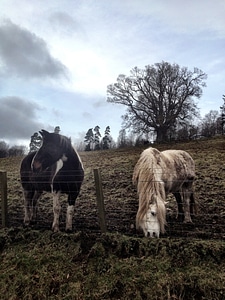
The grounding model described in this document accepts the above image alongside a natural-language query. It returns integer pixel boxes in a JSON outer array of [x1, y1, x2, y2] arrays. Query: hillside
[[1, 136, 225, 238], [0, 137, 225, 299]]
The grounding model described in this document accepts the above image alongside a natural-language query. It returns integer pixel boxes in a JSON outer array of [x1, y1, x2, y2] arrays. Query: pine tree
[[94, 126, 101, 150], [29, 132, 42, 153], [102, 126, 112, 149], [84, 128, 94, 151]]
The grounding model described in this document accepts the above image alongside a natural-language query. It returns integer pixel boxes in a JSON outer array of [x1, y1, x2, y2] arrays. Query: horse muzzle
[[32, 160, 43, 173]]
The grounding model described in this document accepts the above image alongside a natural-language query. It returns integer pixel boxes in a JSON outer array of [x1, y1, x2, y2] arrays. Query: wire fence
[[1, 169, 225, 239]]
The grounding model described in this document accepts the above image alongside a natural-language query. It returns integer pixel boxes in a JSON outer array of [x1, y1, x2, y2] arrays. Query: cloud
[[93, 98, 108, 108], [121, 0, 225, 37], [0, 19, 68, 79], [48, 11, 85, 38], [0, 97, 45, 140]]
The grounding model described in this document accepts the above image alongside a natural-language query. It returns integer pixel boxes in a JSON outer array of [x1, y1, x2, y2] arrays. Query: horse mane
[[133, 147, 166, 233], [58, 134, 72, 151], [40, 130, 72, 151], [59, 134, 84, 170]]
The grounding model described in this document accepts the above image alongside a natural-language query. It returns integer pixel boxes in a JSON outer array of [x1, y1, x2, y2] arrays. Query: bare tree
[[220, 95, 225, 135], [201, 110, 220, 137], [0, 141, 9, 158], [107, 61, 207, 142], [117, 129, 127, 148], [8, 145, 26, 156]]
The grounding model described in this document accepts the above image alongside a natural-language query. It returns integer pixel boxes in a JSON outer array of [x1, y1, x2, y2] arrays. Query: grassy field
[[0, 137, 225, 299]]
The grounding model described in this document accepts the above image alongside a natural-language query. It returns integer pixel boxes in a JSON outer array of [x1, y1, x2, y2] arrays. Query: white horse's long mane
[[133, 148, 166, 233], [133, 147, 195, 235]]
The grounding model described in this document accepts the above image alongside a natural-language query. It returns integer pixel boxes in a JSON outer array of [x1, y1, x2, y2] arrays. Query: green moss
[[0, 229, 225, 299]]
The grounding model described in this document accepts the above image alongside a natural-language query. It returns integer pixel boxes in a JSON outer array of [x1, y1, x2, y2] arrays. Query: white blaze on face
[[144, 203, 160, 238]]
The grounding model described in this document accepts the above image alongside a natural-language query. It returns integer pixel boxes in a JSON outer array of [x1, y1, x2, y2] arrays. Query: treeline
[[0, 141, 26, 158], [81, 109, 225, 150], [118, 109, 225, 147], [0, 109, 224, 158], [84, 125, 112, 151]]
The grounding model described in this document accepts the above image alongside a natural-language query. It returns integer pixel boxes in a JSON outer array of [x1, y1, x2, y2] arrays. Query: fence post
[[93, 168, 107, 233], [0, 171, 8, 227]]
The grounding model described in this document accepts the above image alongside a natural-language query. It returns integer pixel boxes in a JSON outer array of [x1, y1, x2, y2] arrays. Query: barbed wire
[[1, 170, 225, 239]]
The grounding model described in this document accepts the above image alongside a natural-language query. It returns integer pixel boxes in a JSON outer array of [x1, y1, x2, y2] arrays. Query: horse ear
[[39, 129, 50, 138]]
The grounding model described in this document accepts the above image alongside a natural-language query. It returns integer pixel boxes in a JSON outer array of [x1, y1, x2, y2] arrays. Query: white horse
[[133, 147, 196, 237]]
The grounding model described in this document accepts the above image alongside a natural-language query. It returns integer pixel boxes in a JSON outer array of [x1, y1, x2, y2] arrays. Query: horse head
[[144, 203, 160, 238], [140, 194, 166, 238], [32, 130, 69, 172]]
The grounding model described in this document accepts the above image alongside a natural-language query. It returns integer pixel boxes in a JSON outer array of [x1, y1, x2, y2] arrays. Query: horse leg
[[181, 182, 193, 223], [30, 191, 42, 223], [66, 193, 77, 232], [24, 189, 42, 226], [173, 192, 184, 222], [52, 191, 61, 232], [23, 189, 34, 226], [190, 192, 197, 217], [66, 205, 75, 232]]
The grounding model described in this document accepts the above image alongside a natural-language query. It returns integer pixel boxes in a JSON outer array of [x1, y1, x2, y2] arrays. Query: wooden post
[[93, 169, 107, 233], [0, 171, 8, 227]]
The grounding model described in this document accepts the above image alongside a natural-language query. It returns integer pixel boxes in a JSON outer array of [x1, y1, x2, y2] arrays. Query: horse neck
[[152, 172, 166, 200], [62, 146, 83, 169]]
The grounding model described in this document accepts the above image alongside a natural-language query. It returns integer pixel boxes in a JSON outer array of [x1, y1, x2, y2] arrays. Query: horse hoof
[[52, 226, 60, 232], [183, 219, 193, 224], [23, 220, 30, 227]]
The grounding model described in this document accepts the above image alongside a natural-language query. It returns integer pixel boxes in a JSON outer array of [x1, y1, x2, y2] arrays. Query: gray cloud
[[93, 99, 108, 108], [0, 97, 45, 140], [0, 20, 68, 79], [49, 12, 84, 37]]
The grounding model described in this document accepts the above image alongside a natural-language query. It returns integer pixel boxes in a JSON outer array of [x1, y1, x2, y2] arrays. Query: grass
[[0, 229, 225, 299]]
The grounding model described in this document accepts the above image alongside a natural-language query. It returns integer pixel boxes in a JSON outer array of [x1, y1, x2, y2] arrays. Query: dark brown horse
[[133, 147, 196, 237], [20, 130, 84, 232]]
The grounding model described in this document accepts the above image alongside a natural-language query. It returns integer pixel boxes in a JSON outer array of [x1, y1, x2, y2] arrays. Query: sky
[[0, 0, 224, 147]]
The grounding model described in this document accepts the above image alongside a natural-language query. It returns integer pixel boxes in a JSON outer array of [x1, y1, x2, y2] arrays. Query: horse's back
[[161, 149, 195, 177], [136, 147, 195, 175], [134, 147, 195, 193]]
